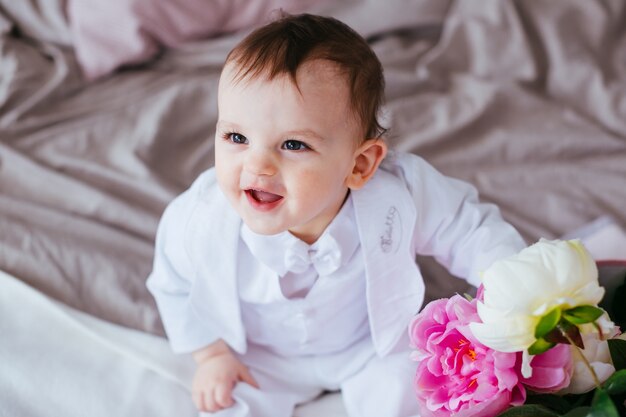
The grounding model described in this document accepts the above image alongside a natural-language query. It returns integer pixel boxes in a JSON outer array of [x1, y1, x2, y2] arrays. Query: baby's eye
[[282, 140, 309, 151], [226, 132, 248, 144]]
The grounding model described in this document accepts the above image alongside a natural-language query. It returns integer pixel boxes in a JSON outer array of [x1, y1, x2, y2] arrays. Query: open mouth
[[245, 188, 284, 210]]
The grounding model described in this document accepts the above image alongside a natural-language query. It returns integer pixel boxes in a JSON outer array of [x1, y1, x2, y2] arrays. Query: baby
[[147, 13, 526, 417]]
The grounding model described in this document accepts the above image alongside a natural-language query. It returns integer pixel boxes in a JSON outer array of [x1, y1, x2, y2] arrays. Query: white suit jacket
[[147, 151, 525, 357]]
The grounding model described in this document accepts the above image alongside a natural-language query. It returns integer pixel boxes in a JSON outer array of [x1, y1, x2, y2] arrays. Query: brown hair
[[225, 13, 386, 140]]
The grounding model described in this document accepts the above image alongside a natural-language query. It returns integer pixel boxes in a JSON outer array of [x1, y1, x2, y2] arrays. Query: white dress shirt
[[238, 196, 371, 356]]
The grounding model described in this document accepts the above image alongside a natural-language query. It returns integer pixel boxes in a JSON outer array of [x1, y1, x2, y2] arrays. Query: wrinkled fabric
[[0, 1, 625, 415], [1, 0, 625, 336]]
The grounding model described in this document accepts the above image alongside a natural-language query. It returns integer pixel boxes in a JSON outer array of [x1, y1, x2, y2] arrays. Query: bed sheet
[[0, 269, 347, 416], [1, 0, 625, 416]]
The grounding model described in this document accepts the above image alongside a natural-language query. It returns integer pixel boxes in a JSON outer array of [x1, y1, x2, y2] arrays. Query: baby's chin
[[242, 220, 286, 237]]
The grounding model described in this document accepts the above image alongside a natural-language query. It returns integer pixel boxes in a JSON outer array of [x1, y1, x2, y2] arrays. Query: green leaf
[[603, 369, 626, 395], [563, 391, 595, 408], [496, 404, 559, 417], [562, 407, 591, 417], [608, 339, 626, 371], [535, 308, 562, 338], [589, 388, 619, 417], [529, 337, 556, 355], [563, 305, 604, 325], [526, 393, 574, 414], [546, 320, 584, 349]]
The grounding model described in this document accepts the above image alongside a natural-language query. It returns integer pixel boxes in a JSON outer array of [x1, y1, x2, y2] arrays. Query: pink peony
[[409, 295, 526, 417], [520, 343, 572, 393]]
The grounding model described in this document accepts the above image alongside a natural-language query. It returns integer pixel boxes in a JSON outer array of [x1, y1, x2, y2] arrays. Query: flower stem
[[562, 332, 601, 388]]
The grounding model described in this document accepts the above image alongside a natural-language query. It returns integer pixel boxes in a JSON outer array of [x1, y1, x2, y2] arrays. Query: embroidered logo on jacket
[[380, 206, 401, 253]]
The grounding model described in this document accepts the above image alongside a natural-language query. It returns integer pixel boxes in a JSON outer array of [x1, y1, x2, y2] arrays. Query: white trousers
[[202, 337, 420, 417]]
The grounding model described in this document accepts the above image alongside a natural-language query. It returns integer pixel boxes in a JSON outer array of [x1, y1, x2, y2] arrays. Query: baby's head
[[225, 12, 387, 140], [215, 13, 388, 243]]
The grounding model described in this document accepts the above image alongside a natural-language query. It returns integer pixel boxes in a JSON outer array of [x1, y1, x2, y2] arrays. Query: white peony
[[469, 239, 604, 353]]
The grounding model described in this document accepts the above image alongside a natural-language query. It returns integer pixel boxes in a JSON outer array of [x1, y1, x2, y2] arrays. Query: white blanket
[[0, 270, 347, 417]]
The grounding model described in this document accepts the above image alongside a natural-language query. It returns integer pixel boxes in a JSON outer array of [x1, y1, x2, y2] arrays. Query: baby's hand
[[191, 340, 259, 413]]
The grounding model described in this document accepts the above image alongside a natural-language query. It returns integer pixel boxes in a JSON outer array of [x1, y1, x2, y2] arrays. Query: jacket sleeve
[[146, 184, 222, 354], [395, 152, 526, 287]]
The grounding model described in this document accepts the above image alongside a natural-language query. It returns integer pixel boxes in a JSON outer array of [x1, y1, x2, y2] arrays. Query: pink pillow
[[67, 0, 321, 79]]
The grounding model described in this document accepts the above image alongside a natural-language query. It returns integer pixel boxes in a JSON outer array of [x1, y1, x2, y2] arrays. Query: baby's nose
[[244, 148, 277, 176]]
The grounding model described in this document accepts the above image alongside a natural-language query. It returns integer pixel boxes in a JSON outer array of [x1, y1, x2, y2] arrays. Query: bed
[[1, 1, 625, 416]]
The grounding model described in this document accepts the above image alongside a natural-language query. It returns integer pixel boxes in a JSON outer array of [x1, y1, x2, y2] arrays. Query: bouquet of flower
[[409, 239, 626, 417]]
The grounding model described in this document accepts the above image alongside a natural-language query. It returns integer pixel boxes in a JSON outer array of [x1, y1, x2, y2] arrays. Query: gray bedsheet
[[0, 0, 625, 415]]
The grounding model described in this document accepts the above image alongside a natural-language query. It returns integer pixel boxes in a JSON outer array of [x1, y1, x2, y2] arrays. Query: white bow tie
[[241, 195, 358, 278], [283, 236, 342, 276]]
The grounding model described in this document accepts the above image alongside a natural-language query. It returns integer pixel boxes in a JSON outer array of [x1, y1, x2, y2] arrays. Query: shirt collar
[[241, 194, 359, 277]]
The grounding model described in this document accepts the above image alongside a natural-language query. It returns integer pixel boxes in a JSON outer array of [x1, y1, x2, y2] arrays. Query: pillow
[[67, 0, 323, 79]]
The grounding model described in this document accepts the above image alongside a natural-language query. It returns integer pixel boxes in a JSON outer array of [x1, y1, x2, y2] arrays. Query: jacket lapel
[[185, 182, 247, 354], [352, 166, 425, 357]]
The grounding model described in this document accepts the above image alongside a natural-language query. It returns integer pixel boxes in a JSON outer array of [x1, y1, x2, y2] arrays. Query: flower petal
[[470, 306, 537, 352], [475, 239, 603, 353]]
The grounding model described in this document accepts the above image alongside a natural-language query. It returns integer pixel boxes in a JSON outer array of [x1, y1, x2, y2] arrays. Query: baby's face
[[215, 59, 363, 243]]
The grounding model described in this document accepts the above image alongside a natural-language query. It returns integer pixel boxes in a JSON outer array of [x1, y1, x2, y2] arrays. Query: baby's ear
[[346, 139, 387, 190]]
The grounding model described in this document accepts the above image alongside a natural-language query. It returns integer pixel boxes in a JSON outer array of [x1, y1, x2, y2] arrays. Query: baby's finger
[[192, 390, 205, 411], [203, 388, 221, 413], [214, 381, 235, 408], [239, 367, 260, 389]]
